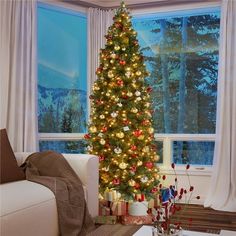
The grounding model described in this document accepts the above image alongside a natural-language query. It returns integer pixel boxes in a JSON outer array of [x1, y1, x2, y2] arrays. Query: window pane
[[154, 140, 163, 164], [172, 141, 214, 165], [133, 8, 220, 134], [39, 140, 86, 153], [38, 6, 87, 133]]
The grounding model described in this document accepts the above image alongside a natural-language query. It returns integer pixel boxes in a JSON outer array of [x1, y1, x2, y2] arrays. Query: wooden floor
[[171, 204, 236, 233]]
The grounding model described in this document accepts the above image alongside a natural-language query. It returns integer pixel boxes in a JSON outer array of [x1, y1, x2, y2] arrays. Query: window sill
[[159, 166, 213, 176]]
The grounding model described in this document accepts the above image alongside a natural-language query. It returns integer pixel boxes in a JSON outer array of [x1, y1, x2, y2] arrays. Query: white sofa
[[0, 153, 99, 236]]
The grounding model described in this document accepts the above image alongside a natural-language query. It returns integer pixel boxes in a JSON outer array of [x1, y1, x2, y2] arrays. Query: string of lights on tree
[[85, 1, 160, 200]]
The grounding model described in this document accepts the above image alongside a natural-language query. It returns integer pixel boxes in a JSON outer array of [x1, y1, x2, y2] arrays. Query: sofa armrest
[[14, 152, 99, 217], [63, 154, 99, 218]]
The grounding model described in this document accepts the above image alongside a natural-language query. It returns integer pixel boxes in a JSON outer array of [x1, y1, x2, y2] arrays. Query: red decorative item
[[131, 154, 138, 158], [151, 187, 158, 193], [117, 79, 124, 86], [96, 67, 103, 74], [119, 60, 126, 65], [113, 178, 120, 185], [101, 126, 108, 132], [130, 165, 137, 172], [131, 145, 137, 151], [84, 134, 91, 139], [134, 182, 140, 189], [96, 99, 102, 105], [123, 119, 130, 125], [147, 87, 153, 93], [99, 155, 105, 162], [145, 161, 154, 169], [133, 129, 142, 137]]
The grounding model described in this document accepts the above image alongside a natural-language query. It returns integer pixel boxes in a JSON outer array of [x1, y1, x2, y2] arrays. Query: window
[[132, 7, 220, 168], [37, 4, 87, 153]]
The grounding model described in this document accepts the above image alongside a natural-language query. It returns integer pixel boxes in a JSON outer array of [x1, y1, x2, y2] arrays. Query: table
[[133, 226, 236, 236]]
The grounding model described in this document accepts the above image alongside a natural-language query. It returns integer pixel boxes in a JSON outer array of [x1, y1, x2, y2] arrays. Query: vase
[[152, 225, 183, 236]]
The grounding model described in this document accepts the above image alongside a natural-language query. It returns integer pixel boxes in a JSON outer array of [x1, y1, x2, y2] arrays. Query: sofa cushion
[[0, 180, 55, 217], [0, 129, 25, 184]]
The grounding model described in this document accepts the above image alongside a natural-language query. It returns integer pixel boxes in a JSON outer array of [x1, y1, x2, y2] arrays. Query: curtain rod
[[62, 0, 220, 10]]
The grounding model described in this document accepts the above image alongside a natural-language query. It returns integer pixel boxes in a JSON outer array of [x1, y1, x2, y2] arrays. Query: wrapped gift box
[[94, 215, 117, 225], [121, 214, 152, 225], [99, 200, 111, 216], [111, 201, 128, 216]]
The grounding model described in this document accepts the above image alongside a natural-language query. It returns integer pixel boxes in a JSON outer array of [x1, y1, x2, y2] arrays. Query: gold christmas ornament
[[128, 179, 136, 186], [121, 47, 126, 51], [127, 91, 133, 97], [100, 114, 105, 119], [111, 53, 116, 59], [131, 108, 138, 113], [114, 45, 120, 51], [135, 91, 141, 96], [148, 127, 154, 134], [142, 146, 150, 153], [137, 161, 143, 166], [89, 126, 97, 133], [110, 59, 115, 64], [136, 71, 142, 76], [100, 139, 106, 145], [108, 71, 114, 78], [116, 132, 125, 139], [119, 162, 128, 169], [138, 135, 145, 140]]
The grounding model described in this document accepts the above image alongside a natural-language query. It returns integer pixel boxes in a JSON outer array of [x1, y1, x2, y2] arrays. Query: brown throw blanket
[[21, 151, 95, 236]]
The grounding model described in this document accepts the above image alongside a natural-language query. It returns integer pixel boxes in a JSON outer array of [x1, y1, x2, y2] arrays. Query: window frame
[[132, 2, 221, 175], [37, 2, 88, 150], [37, 2, 221, 175]]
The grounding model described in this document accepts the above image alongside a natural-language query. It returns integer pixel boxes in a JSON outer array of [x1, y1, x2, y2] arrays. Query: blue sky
[[38, 5, 87, 91]]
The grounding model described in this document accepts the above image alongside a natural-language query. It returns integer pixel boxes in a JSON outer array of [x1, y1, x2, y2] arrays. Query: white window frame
[[132, 1, 221, 175], [37, 2, 88, 148]]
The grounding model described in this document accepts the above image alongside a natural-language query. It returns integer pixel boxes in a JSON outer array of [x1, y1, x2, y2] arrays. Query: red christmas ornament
[[99, 155, 105, 162], [142, 120, 150, 126], [133, 129, 142, 137], [147, 87, 153, 93], [131, 145, 137, 151], [115, 22, 122, 28], [151, 187, 158, 193], [131, 154, 138, 158], [123, 119, 130, 125], [96, 67, 102, 74], [130, 165, 137, 172], [84, 134, 91, 139], [145, 161, 154, 169], [117, 79, 124, 86], [134, 183, 140, 189], [101, 126, 108, 132], [96, 99, 102, 105], [113, 178, 120, 185], [119, 60, 126, 65]]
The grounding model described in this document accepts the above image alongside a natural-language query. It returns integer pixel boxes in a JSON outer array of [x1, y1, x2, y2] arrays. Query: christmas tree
[[86, 1, 160, 200]]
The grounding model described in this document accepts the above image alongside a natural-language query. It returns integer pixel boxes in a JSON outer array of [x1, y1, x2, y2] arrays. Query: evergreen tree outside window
[[37, 4, 87, 153], [132, 7, 220, 166]]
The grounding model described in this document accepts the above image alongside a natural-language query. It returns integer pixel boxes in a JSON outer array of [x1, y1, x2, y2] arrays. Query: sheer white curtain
[[87, 8, 114, 93], [204, 0, 236, 211], [0, 0, 38, 152]]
